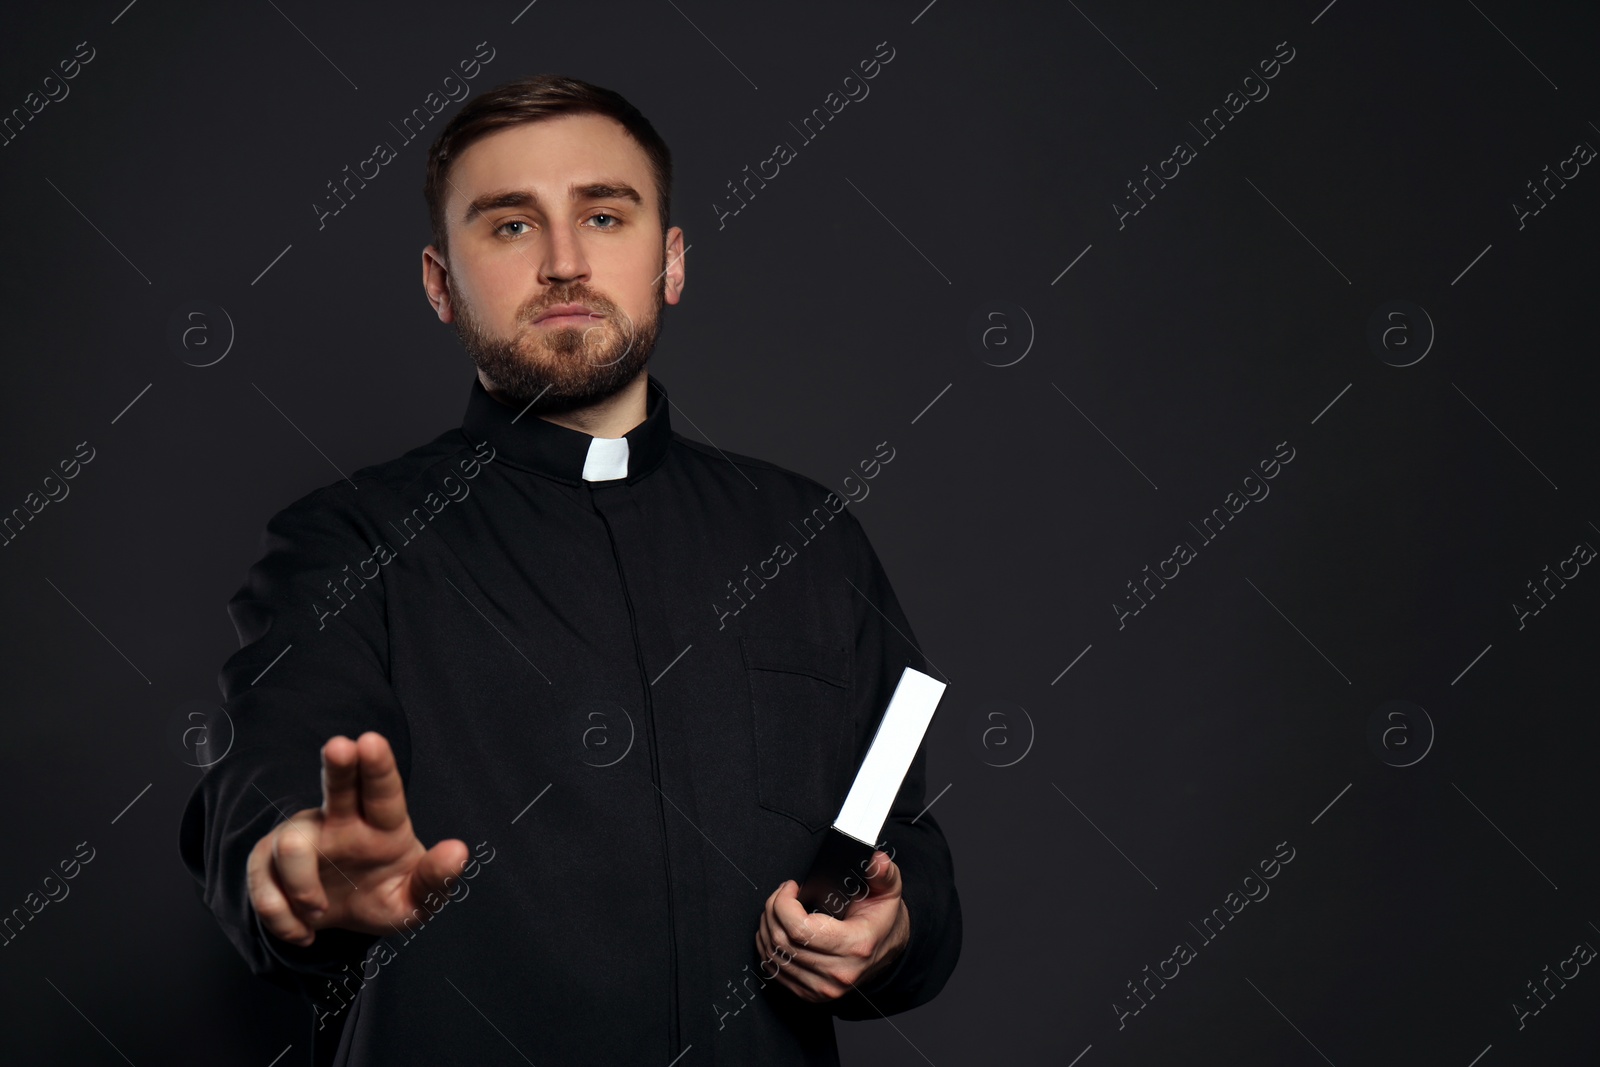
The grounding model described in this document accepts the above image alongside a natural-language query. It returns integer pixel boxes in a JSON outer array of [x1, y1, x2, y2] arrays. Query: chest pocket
[[740, 636, 854, 833]]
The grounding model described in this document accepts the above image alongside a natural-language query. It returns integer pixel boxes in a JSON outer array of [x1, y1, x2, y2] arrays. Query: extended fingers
[[355, 732, 410, 832], [249, 831, 315, 946], [271, 812, 330, 920], [321, 735, 361, 820]]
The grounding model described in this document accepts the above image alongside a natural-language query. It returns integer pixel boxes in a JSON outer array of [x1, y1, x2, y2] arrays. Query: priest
[[179, 72, 961, 1067]]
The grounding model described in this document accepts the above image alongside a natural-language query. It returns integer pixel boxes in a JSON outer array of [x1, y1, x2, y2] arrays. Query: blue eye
[[496, 220, 530, 238], [589, 213, 619, 229]]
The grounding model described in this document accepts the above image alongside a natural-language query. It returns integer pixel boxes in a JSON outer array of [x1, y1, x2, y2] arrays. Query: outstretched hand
[[246, 731, 468, 947]]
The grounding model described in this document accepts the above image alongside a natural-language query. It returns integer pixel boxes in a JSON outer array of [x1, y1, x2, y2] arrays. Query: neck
[[481, 370, 649, 438]]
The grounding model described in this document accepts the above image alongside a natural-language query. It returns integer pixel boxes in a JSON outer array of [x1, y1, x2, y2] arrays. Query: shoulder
[[348, 428, 494, 501], [259, 429, 492, 546], [670, 432, 855, 519]]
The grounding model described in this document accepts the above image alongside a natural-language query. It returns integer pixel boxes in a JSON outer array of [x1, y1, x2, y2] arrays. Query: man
[[179, 74, 961, 1066]]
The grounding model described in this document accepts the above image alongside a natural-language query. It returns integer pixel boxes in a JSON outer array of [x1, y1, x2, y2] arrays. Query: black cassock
[[178, 373, 962, 1066]]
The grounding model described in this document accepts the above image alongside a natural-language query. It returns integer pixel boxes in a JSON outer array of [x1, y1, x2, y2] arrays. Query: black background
[[2, 0, 1597, 1063]]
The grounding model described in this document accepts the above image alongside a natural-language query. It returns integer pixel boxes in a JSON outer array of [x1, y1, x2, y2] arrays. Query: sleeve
[[177, 483, 410, 999], [828, 507, 963, 1020]]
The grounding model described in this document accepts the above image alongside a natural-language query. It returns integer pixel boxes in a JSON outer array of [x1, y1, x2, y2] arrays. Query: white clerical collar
[[582, 436, 630, 482]]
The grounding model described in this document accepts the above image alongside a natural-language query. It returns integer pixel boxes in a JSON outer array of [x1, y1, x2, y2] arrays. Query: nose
[[538, 220, 590, 287]]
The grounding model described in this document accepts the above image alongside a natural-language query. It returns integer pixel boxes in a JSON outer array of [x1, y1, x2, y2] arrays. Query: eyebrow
[[460, 181, 644, 226]]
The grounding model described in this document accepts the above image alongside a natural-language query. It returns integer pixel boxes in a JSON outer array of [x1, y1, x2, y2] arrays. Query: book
[[795, 666, 947, 918]]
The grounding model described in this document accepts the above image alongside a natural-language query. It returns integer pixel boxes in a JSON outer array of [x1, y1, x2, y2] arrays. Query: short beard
[[450, 265, 665, 416]]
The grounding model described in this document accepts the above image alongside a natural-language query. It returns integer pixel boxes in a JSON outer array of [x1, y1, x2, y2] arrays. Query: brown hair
[[423, 74, 672, 259]]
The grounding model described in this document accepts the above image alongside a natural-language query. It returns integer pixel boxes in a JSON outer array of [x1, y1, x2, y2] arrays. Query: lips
[[533, 303, 599, 324]]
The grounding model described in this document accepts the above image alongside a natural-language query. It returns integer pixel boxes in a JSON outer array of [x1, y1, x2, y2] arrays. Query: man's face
[[425, 112, 684, 414]]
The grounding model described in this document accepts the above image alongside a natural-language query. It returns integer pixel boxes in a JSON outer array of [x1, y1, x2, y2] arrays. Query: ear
[[662, 226, 686, 306], [422, 244, 455, 323]]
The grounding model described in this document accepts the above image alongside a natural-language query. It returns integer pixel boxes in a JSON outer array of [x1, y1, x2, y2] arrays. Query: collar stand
[[461, 373, 673, 485]]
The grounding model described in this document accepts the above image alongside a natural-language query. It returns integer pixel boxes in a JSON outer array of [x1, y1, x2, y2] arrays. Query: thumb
[[861, 850, 901, 896], [406, 838, 471, 905]]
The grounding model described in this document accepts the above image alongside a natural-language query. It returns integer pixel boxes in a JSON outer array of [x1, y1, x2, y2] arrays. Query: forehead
[[446, 113, 654, 216]]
